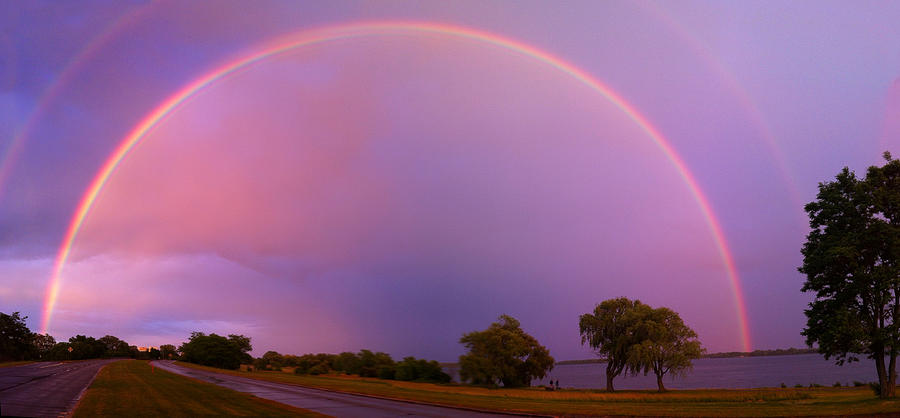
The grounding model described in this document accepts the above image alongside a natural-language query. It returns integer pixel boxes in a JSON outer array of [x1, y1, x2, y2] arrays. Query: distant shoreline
[[440, 348, 819, 368], [554, 347, 819, 366]]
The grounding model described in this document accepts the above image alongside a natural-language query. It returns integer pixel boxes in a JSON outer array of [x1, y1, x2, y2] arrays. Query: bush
[[794, 384, 804, 388], [853, 381, 866, 387], [870, 381, 881, 396], [780, 383, 786, 388], [833, 381, 841, 387]]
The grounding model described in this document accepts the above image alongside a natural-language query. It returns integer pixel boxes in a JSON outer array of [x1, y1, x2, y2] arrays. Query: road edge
[[65, 359, 121, 417], [156, 360, 555, 418]]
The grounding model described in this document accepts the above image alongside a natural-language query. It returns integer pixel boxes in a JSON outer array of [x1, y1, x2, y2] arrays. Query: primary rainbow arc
[[41, 21, 753, 352]]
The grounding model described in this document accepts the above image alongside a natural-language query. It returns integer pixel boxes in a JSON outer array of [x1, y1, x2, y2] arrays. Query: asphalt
[[0, 359, 119, 417], [152, 360, 522, 417]]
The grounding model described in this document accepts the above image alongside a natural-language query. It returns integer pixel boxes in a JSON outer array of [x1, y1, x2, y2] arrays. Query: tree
[[800, 152, 900, 398], [32, 333, 56, 359], [68, 335, 105, 359], [627, 306, 704, 391], [579, 298, 647, 392], [458, 315, 554, 387], [178, 332, 253, 370], [0, 312, 34, 361], [159, 344, 178, 359], [98, 335, 131, 357]]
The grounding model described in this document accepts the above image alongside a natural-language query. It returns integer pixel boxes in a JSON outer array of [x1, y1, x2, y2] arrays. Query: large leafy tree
[[32, 333, 56, 359], [178, 332, 253, 370], [458, 315, 554, 387], [0, 312, 34, 361], [800, 152, 900, 398], [579, 298, 647, 392], [627, 306, 704, 392]]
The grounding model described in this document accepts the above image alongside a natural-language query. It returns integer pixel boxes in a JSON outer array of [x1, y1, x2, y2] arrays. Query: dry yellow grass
[[174, 361, 900, 416]]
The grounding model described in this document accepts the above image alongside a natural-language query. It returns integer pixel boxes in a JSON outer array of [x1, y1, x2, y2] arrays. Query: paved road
[[152, 360, 524, 417], [0, 359, 119, 417]]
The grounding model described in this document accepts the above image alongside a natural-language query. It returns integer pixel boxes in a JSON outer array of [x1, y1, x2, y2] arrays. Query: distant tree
[[626, 306, 704, 391], [458, 315, 554, 387], [260, 351, 285, 370], [98, 335, 131, 357], [159, 344, 178, 360], [395, 357, 451, 383], [358, 349, 395, 378], [227, 334, 253, 364], [579, 298, 647, 392], [178, 332, 253, 370], [333, 352, 361, 375], [800, 152, 900, 398], [47, 342, 72, 360], [0, 312, 35, 361], [68, 335, 105, 360], [32, 333, 56, 359]]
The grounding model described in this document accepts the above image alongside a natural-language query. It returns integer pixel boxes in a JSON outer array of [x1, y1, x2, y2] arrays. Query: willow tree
[[627, 306, 704, 392], [579, 298, 647, 392], [800, 152, 900, 398]]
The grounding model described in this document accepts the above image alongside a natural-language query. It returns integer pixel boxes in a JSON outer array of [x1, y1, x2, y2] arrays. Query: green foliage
[[32, 333, 56, 359], [68, 335, 106, 360], [580, 299, 703, 392], [0, 312, 35, 361], [293, 353, 337, 375], [98, 335, 131, 358], [395, 357, 451, 383], [159, 344, 178, 360], [178, 332, 253, 370], [458, 315, 554, 387], [333, 352, 361, 375], [800, 153, 900, 398], [626, 306, 704, 391], [579, 298, 648, 391]]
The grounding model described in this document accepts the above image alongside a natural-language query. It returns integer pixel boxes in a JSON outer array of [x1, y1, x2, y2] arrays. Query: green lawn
[[0, 360, 34, 368], [73, 360, 325, 417], [176, 361, 900, 417]]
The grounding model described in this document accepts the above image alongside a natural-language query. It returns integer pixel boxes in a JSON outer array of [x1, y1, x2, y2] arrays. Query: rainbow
[[40, 21, 752, 351], [633, 2, 805, 212], [0, 2, 158, 199]]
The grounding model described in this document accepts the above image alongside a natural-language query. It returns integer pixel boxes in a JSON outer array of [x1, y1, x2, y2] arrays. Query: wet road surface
[[152, 360, 526, 417], [0, 359, 119, 417]]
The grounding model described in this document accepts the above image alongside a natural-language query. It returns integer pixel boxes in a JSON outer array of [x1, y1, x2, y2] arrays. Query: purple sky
[[2, 0, 899, 361]]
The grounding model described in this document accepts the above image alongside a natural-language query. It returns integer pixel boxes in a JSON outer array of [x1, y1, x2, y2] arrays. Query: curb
[[157, 361, 555, 417], [65, 359, 121, 417]]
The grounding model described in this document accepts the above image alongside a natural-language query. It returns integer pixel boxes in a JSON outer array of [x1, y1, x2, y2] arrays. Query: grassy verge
[[175, 361, 900, 417], [0, 360, 34, 368], [73, 360, 324, 417]]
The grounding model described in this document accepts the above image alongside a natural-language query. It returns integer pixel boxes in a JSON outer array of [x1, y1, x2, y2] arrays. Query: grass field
[[175, 361, 900, 416], [73, 360, 324, 417], [0, 360, 34, 368]]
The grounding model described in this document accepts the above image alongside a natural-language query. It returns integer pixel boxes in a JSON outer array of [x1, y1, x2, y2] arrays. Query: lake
[[446, 354, 879, 389]]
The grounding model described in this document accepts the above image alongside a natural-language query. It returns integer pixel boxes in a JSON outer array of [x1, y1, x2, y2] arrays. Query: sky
[[1, 0, 899, 361]]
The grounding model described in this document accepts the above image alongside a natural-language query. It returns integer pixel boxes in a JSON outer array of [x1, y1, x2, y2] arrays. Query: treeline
[[0, 312, 177, 361], [554, 347, 819, 364], [704, 347, 818, 359], [253, 349, 451, 383]]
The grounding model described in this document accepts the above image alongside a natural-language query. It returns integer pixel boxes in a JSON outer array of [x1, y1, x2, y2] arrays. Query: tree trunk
[[656, 373, 666, 392], [875, 348, 888, 397], [887, 351, 897, 398], [605, 363, 615, 392]]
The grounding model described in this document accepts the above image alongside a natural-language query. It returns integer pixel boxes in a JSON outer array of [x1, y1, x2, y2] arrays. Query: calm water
[[446, 354, 878, 389]]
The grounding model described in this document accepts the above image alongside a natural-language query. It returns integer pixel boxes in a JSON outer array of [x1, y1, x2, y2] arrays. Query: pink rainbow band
[[41, 21, 752, 351]]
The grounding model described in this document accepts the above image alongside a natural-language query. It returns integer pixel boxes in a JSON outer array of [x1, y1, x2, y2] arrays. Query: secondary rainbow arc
[[40, 21, 753, 352]]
